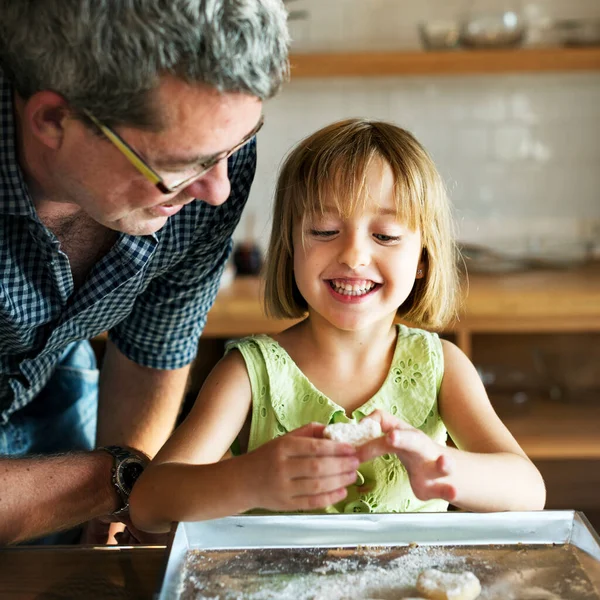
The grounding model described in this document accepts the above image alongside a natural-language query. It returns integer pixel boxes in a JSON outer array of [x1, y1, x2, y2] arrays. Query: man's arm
[[0, 450, 117, 545], [96, 339, 189, 455], [80, 340, 189, 545], [0, 340, 188, 546]]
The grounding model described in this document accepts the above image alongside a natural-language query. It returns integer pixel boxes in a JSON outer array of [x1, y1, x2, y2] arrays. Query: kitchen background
[[190, 0, 600, 528], [233, 0, 600, 264]]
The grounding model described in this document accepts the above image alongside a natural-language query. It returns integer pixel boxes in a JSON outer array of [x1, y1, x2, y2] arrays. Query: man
[[0, 0, 289, 545]]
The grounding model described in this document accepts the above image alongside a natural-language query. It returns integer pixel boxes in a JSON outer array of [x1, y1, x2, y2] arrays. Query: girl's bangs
[[297, 151, 424, 232]]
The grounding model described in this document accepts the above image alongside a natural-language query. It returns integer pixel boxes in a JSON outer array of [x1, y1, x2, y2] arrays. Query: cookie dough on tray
[[323, 419, 382, 447], [416, 568, 482, 600]]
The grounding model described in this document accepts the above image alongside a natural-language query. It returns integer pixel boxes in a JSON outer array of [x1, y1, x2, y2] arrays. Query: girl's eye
[[374, 233, 402, 243], [309, 229, 338, 238]]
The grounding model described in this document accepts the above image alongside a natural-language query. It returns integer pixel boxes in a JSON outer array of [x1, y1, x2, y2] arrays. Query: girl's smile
[[326, 278, 381, 303]]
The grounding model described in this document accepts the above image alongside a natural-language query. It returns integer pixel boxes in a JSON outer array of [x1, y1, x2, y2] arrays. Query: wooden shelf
[[289, 46, 600, 78]]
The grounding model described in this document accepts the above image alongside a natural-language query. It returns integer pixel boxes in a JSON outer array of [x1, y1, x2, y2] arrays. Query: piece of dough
[[323, 419, 382, 447], [416, 568, 481, 600]]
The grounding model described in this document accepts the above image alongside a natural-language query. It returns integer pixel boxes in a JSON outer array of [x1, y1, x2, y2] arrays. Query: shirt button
[[344, 500, 372, 514]]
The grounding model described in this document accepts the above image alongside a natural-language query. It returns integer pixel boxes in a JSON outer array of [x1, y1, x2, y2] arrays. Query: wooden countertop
[[0, 545, 167, 599], [203, 262, 600, 338]]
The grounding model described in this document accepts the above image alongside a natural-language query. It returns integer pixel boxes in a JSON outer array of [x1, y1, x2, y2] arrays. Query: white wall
[[236, 0, 600, 259]]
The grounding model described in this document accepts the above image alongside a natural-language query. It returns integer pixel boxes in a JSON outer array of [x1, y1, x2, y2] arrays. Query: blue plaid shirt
[[0, 69, 256, 424]]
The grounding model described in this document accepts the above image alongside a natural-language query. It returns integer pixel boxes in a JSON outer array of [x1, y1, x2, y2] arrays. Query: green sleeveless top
[[225, 324, 448, 514]]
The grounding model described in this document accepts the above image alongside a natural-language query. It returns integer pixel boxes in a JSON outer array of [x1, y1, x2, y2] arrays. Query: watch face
[[118, 459, 145, 494]]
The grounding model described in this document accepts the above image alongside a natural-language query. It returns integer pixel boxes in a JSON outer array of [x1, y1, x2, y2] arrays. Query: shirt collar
[[0, 69, 36, 216]]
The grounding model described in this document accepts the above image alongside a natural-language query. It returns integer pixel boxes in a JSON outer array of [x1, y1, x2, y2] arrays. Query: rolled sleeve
[[108, 140, 256, 369]]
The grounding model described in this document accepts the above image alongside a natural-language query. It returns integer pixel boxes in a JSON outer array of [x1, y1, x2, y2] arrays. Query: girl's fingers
[[292, 487, 349, 511], [290, 471, 358, 498], [354, 436, 394, 463], [444, 484, 457, 502], [423, 481, 457, 503], [388, 429, 426, 451], [289, 422, 327, 439], [355, 429, 426, 463], [435, 453, 453, 476], [363, 410, 412, 434], [387, 430, 445, 467], [289, 455, 360, 479], [284, 425, 357, 456], [285, 436, 357, 457]]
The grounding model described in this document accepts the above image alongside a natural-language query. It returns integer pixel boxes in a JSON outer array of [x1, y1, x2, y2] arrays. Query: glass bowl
[[459, 11, 526, 48]]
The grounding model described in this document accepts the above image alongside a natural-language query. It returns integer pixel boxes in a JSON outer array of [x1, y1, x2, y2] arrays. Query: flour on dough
[[416, 568, 482, 600], [323, 419, 382, 447]]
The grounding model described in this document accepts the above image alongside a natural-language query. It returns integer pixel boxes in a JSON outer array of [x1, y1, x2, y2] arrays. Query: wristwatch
[[99, 445, 149, 517]]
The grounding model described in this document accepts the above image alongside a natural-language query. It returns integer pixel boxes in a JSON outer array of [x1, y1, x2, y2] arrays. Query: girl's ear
[[416, 249, 427, 279]]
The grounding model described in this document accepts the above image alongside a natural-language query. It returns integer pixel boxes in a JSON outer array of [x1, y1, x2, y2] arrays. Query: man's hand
[[79, 517, 123, 545], [80, 516, 169, 545], [243, 422, 359, 512], [355, 410, 457, 503], [113, 522, 171, 546]]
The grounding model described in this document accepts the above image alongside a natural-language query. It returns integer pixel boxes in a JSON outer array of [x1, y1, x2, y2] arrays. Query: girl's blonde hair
[[263, 119, 460, 330]]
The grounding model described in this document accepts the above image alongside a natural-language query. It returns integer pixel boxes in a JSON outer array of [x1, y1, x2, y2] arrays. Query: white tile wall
[[235, 0, 600, 260]]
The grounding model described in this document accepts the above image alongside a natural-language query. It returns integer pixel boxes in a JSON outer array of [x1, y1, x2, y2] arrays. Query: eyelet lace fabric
[[392, 358, 423, 389]]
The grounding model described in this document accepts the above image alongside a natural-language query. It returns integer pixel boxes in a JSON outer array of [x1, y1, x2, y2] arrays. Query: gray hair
[[0, 0, 290, 129]]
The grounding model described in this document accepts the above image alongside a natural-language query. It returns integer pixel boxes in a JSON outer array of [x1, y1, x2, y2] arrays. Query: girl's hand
[[243, 422, 360, 512], [355, 410, 457, 503]]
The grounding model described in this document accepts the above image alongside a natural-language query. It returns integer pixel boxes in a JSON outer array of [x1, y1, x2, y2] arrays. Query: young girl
[[130, 119, 545, 533]]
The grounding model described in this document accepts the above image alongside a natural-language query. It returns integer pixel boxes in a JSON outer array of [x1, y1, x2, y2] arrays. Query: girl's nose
[[184, 158, 231, 206], [337, 234, 371, 270]]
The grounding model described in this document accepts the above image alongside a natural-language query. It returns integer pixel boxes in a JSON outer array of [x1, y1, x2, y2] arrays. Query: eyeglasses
[[83, 110, 264, 195]]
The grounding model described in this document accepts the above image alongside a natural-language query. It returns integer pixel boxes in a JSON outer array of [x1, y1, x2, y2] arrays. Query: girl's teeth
[[330, 280, 376, 296]]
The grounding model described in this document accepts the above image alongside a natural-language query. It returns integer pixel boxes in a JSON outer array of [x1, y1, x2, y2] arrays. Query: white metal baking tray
[[157, 510, 600, 599]]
